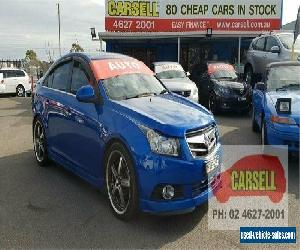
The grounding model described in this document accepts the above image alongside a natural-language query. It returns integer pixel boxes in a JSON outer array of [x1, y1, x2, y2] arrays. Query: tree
[[25, 50, 38, 62], [70, 42, 84, 52]]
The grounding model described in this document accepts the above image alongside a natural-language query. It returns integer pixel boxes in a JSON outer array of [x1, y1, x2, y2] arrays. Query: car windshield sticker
[[208, 64, 235, 75], [155, 64, 184, 73], [90, 59, 153, 80]]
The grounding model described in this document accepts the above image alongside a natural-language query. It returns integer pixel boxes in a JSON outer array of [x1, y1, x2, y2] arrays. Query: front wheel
[[261, 119, 268, 146], [33, 119, 49, 166], [105, 142, 139, 220]]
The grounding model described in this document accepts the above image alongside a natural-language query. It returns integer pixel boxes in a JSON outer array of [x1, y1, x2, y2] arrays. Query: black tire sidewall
[[16, 85, 25, 97], [105, 142, 139, 220]]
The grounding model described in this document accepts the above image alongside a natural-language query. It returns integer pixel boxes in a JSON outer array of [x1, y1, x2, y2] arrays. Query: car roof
[[0, 68, 24, 71], [267, 61, 300, 68], [59, 52, 135, 63]]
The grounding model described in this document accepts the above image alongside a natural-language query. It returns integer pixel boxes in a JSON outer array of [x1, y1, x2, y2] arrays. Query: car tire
[[33, 118, 49, 167], [105, 142, 139, 220], [252, 109, 259, 132], [16, 85, 25, 97], [208, 92, 219, 115], [245, 66, 253, 86]]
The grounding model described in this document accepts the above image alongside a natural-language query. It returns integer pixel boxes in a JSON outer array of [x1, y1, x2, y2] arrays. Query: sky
[[0, 0, 299, 61]]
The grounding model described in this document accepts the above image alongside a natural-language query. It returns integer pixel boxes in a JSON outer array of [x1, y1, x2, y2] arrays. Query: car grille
[[173, 90, 191, 97], [186, 125, 218, 158], [192, 174, 220, 197], [232, 88, 245, 96]]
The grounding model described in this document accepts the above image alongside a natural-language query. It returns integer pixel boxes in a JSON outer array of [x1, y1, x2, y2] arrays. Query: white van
[[0, 68, 31, 97]]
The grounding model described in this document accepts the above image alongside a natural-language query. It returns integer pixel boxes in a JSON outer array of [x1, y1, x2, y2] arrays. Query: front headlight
[[139, 125, 180, 156], [271, 116, 296, 125]]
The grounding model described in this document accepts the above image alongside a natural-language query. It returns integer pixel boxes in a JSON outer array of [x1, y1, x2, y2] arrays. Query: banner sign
[[91, 59, 153, 80], [105, 0, 282, 33]]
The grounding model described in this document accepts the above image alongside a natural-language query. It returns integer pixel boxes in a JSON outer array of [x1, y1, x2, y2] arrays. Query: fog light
[[162, 185, 175, 200]]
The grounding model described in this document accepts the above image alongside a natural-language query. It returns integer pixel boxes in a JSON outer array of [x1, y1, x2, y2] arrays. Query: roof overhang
[[97, 31, 267, 41]]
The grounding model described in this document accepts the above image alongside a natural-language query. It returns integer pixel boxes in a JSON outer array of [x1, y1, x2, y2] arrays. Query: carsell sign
[[105, 0, 282, 32]]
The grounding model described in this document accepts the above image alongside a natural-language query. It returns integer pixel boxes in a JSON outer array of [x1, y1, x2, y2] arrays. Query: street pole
[[57, 3, 62, 57]]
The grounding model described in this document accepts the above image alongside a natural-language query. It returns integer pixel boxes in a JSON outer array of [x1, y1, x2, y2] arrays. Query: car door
[[252, 37, 267, 74], [44, 59, 74, 162], [60, 57, 104, 178], [265, 36, 281, 65], [4, 70, 18, 93]]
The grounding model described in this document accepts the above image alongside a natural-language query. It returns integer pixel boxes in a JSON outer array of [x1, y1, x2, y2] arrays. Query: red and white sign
[[105, 0, 282, 33], [90, 59, 153, 80], [208, 63, 235, 74]]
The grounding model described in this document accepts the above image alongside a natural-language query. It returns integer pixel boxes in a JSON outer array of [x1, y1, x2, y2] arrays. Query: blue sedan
[[252, 62, 300, 152], [32, 52, 221, 220]]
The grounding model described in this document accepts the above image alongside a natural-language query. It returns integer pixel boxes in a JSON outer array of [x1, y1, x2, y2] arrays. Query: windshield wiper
[[125, 92, 155, 100], [156, 89, 169, 95], [276, 84, 300, 91]]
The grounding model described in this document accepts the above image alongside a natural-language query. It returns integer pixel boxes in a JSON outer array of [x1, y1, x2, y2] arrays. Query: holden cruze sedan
[[32, 52, 221, 220], [252, 62, 300, 152]]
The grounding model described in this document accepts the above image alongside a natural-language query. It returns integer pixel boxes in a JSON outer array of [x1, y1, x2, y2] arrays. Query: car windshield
[[211, 70, 238, 80], [103, 73, 167, 100], [156, 70, 186, 79], [267, 66, 300, 91], [278, 33, 300, 50]]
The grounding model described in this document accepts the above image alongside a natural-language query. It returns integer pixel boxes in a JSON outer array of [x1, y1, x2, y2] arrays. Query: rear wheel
[[16, 85, 25, 97], [105, 142, 139, 220]]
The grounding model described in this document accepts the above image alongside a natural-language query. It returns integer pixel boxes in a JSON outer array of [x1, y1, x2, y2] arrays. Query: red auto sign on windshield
[[91, 59, 153, 80], [208, 63, 235, 75]]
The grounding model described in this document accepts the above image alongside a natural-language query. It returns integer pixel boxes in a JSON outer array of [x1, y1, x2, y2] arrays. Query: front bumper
[[137, 144, 222, 213], [216, 94, 251, 111], [266, 122, 299, 152]]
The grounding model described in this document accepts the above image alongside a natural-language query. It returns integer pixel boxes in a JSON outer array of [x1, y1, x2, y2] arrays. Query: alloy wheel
[[106, 150, 131, 215], [17, 86, 25, 97], [34, 121, 45, 162]]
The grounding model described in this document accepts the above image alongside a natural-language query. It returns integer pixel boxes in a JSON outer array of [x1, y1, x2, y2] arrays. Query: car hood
[[267, 90, 300, 123], [160, 77, 197, 91], [112, 94, 214, 137]]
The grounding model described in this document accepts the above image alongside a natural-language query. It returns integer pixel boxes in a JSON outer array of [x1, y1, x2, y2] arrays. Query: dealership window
[[70, 61, 90, 95]]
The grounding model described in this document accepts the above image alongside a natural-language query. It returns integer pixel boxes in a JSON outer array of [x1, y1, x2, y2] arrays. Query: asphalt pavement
[[0, 97, 299, 249]]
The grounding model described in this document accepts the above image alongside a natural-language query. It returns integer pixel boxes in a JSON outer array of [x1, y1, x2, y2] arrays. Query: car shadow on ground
[[0, 150, 208, 249]]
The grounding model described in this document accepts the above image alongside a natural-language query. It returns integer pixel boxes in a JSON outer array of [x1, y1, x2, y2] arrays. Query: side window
[[70, 60, 90, 94], [255, 37, 266, 51], [5, 70, 17, 78], [52, 61, 72, 91], [15, 70, 25, 77], [265, 37, 279, 52], [43, 73, 54, 87]]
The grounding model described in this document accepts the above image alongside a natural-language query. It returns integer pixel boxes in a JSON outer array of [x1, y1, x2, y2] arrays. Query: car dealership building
[[95, 0, 283, 73]]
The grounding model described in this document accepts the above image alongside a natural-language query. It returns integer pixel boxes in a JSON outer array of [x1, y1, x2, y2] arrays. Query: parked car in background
[[152, 62, 199, 102], [191, 61, 252, 114], [0, 68, 31, 97], [252, 61, 300, 152], [32, 52, 221, 220], [244, 32, 300, 86]]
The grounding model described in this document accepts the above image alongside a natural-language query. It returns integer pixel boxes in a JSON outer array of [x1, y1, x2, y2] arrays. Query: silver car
[[244, 32, 300, 86], [153, 62, 198, 102]]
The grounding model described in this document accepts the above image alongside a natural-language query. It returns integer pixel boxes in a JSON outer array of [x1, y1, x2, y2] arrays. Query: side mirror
[[0, 73, 3, 81], [76, 85, 98, 104], [255, 82, 266, 91], [271, 46, 280, 53], [186, 71, 191, 77]]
